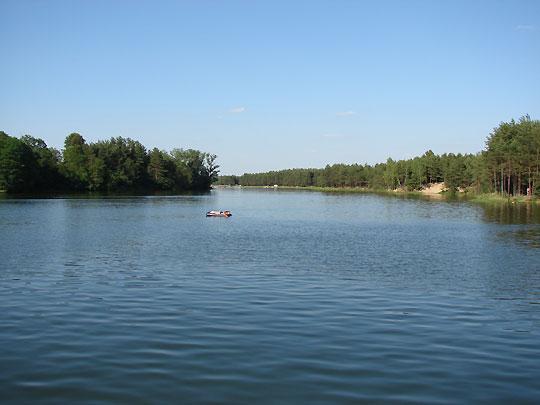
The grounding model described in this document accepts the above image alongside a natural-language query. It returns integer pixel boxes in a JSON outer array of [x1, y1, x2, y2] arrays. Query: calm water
[[1, 189, 540, 404]]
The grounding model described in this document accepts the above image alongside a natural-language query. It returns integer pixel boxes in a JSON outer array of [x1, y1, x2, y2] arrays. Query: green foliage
[[61, 133, 89, 189], [0, 131, 219, 193], [230, 151, 481, 192], [170, 149, 219, 190], [216, 175, 240, 186], [90, 137, 149, 191], [0, 132, 37, 192], [485, 116, 540, 196], [219, 116, 540, 197], [20, 135, 64, 190], [147, 148, 176, 190], [3, 116, 538, 196]]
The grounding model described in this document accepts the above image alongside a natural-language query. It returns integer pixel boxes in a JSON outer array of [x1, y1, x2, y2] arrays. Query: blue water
[[1, 189, 539, 403]]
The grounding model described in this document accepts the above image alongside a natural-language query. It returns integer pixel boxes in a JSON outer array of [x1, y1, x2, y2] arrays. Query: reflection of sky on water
[[1, 190, 540, 403]]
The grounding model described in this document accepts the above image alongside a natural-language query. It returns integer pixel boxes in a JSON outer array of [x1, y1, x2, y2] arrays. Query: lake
[[1, 189, 539, 403]]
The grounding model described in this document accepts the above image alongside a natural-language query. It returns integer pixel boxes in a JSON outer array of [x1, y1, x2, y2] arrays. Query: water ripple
[[1, 191, 540, 403]]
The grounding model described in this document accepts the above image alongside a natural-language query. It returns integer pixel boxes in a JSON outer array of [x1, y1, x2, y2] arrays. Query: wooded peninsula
[[218, 116, 540, 198], [0, 132, 219, 193]]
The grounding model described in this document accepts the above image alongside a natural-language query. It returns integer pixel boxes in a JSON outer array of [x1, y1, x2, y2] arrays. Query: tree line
[[218, 116, 540, 196], [0, 131, 219, 193]]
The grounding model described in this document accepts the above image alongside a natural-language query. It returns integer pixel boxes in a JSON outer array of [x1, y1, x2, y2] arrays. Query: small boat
[[206, 210, 232, 218]]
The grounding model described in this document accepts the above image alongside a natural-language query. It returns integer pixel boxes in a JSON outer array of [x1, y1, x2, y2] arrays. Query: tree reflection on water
[[480, 202, 540, 249]]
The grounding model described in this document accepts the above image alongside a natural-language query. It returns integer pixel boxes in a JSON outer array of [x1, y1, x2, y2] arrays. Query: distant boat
[[206, 210, 232, 218]]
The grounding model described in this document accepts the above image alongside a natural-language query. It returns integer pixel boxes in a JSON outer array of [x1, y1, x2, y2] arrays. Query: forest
[[218, 116, 540, 196], [0, 132, 219, 193]]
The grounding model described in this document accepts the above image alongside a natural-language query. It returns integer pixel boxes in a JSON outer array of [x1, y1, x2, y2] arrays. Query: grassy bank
[[469, 193, 538, 205]]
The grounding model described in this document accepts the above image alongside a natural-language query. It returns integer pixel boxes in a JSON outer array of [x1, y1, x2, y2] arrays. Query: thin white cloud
[[229, 106, 246, 113], [336, 110, 356, 117], [322, 133, 346, 138], [516, 24, 535, 31]]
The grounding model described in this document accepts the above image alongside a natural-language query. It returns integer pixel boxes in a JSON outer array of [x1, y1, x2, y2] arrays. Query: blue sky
[[1, 0, 539, 174]]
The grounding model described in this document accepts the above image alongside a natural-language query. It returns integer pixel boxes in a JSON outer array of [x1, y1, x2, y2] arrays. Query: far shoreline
[[2, 185, 538, 206], [213, 184, 539, 205]]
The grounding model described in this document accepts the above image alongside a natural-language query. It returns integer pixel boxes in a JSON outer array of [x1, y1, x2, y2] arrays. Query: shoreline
[[215, 185, 539, 205], [3, 185, 537, 205]]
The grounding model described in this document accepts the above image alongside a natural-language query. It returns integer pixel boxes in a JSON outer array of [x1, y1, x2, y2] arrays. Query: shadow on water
[[498, 228, 540, 248], [480, 201, 540, 225], [478, 202, 540, 249], [0, 190, 211, 200]]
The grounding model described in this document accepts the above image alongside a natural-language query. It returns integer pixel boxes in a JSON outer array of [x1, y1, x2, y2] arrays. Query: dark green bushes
[[0, 132, 218, 193]]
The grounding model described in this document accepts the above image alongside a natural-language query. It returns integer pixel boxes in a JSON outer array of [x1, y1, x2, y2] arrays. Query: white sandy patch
[[421, 182, 446, 195]]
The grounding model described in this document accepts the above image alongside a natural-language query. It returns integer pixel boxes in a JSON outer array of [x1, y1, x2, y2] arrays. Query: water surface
[[1, 189, 539, 403]]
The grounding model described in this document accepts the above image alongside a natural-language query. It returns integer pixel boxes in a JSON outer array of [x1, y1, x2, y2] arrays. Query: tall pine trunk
[[506, 161, 512, 195], [528, 167, 532, 196], [500, 167, 504, 194]]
